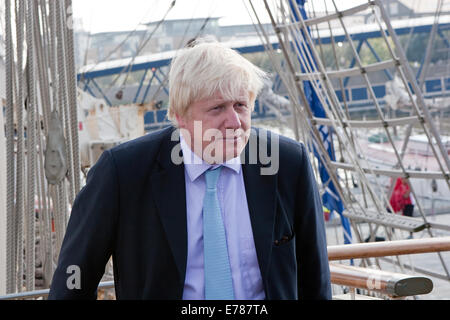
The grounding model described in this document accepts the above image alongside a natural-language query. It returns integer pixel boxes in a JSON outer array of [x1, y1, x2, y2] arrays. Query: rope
[[262, 0, 387, 233], [272, 1, 370, 216], [79, 0, 161, 77], [372, 0, 450, 280], [49, 185, 60, 260], [245, 0, 302, 141], [263, 0, 361, 222], [46, 0, 62, 276], [256, 0, 450, 280], [32, 0, 51, 130], [25, 0, 37, 291], [369, 2, 450, 220], [32, 5, 48, 280], [64, 0, 81, 195], [287, 2, 391, 216], [417, 0, 444, 89], [5, 0, 16, 294], [36, 123, 52, 287], [105, 0, 176, 94], [48, 0, 58, 114], [14, 0, 25, 292], [33, 0, 54, 285], [3, 0, 82, 292], [55, 183, 64, 255], [48, 0, 68, 259], [55, 0, 75, 205], [147, 12, 217, 105], [282, 1, 401, 222]]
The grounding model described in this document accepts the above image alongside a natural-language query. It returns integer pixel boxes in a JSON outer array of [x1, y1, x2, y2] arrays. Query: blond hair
[[167, 39, 267, 126]]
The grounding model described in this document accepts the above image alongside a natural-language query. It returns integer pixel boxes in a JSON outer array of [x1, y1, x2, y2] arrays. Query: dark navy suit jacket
[[48, 126, 331, 300]]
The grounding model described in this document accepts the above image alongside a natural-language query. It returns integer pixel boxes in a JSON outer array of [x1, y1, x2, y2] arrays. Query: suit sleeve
[[295, 143, 332, 300], [48, 150, 119, 299]]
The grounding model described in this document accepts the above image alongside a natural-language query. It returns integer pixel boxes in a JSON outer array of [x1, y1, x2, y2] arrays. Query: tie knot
[[205, 166, 222, 190]]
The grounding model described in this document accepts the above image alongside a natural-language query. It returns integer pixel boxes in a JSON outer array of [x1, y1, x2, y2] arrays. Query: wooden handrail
[[330, 263, 433, 297], [328, 236, 450, 261]]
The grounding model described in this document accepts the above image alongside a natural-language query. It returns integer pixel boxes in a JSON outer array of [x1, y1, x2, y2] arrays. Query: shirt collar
[[179, 132, 241, 182]]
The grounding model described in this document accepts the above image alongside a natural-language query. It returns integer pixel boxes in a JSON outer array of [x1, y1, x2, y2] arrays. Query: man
[[48, 39, 331, 300]]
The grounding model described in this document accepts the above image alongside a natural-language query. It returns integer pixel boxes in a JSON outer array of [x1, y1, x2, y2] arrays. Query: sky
[[72, 0, 269, 34], [71, 0, 372, 34]]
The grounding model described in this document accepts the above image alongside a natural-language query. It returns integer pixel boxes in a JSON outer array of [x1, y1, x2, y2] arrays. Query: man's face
[[176, 91, 252, 164]]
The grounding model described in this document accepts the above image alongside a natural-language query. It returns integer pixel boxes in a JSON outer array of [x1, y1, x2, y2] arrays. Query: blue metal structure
[[77, 16, 450, 131]]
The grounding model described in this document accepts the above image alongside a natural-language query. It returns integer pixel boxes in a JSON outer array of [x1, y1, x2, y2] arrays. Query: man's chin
[[224, 140, 247, 160], [202, 147, 244, 164]]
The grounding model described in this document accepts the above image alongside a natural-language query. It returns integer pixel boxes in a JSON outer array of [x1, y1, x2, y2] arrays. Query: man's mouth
[[222, 136, 243, 142]]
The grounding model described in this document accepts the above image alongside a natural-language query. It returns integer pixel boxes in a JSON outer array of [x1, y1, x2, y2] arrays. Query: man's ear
[[175, 113, 185, 128], [248, 92, 256, 111]]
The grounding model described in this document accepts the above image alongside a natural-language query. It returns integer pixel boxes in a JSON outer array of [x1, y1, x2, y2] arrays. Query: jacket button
[[274, 240, 280, 246]]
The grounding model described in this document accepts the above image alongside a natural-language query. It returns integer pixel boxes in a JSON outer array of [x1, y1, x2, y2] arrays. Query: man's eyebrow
[[204, 101, 225, 109], [206, 97, 248, 106]]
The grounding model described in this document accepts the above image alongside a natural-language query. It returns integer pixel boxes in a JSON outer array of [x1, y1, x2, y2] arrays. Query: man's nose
[[223, 105, 241, 129]]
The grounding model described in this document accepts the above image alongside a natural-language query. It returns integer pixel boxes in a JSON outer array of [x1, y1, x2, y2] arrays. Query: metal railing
[[0, 281, 114, 300]]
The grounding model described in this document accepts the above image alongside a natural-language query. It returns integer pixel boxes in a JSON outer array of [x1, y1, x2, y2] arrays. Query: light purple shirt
[[180, 135, 265, 300]]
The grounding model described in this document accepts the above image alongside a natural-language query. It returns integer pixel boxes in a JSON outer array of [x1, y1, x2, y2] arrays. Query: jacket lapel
[[150, 128, 188, 286], [242, 129, 277, 285], [149, 127, 277, 293]]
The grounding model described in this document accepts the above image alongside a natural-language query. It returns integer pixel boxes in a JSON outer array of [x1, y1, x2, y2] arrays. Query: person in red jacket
[[389, 177, 412, 215], [389, 177, 414, 238]]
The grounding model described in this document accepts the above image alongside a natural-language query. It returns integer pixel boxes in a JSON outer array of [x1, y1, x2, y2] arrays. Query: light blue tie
[[203, 166, 235, 300]]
